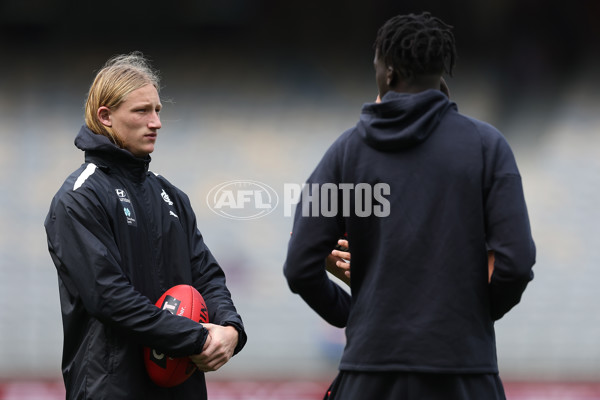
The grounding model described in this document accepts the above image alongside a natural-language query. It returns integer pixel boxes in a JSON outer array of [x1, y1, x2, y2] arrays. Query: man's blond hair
[[84, 52, 160, 147]]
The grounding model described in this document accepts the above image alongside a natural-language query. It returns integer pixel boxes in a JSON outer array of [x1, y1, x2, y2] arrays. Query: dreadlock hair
[[374, 12, 457, 80]]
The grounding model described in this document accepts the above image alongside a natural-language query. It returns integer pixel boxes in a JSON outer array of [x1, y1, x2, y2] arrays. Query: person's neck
[[393, 73, 442, 94]]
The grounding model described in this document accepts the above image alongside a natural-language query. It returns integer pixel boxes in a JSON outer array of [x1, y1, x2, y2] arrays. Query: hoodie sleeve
[[175, 189, 247, 355], [283, 136, 351, 328], [482, 128, 536, 320], [44, 188, 209, 357]]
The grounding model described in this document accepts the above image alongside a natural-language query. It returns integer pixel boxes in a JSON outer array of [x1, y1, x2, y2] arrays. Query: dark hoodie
[[45, 126, 246, 399], [284, 90, 535, 373]]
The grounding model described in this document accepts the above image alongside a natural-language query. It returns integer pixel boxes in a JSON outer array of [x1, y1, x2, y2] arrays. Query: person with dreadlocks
[[284, 12, 535, 399]]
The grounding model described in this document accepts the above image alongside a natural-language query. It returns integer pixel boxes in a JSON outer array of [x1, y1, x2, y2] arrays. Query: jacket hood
[[75, 125, 148, 157], [357, 89, 456, 151], [74, 125, 151, 178]]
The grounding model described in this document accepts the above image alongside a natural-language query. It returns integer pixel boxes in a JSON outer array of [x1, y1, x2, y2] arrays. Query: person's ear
[[440, 77, 450, 98], [386, 66, 397, 87], [97, 106, 112, 127]]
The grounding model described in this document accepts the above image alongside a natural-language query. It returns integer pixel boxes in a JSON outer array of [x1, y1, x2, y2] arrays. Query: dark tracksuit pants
[[325, 371, 506, 400]]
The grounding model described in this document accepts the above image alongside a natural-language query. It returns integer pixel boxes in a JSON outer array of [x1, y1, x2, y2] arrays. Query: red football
[[144, 284, 209, 387]]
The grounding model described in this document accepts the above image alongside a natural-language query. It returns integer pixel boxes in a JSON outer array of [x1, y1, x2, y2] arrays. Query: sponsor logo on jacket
[[115, 188, 137, 226]]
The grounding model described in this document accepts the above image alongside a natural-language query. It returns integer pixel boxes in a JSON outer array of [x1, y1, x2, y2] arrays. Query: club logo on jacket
[[115, 188, 137, 226], [160, 189, 179, 219], [161, 189, 173, 205]]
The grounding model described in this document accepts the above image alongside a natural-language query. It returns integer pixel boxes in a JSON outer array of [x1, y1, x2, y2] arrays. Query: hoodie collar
[[74, 125, 150, 182], [357, 89, 456, 151]]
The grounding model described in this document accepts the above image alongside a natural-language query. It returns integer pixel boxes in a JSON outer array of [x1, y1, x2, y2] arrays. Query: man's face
[[109, 84, 162, 158]]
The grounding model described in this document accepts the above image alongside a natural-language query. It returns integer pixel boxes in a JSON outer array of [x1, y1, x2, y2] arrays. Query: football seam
[[190, 285, 196, 321]]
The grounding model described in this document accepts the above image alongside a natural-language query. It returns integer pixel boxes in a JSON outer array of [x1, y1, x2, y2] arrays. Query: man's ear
[[386, 66, 397, 87], [440, 77, 450, 98], [97, 106, 112, 127]]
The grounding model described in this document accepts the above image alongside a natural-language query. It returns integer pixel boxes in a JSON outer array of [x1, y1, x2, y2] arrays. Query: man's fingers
[[336, 239, 349, 252], [196, 355, 226, 372], [192, 324, 238, 372], [195, 349, 229, 372], [331, 249, 350, 261]]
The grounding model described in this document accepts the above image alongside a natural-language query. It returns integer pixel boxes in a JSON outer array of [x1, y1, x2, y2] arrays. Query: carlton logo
[[206, 180, 279, 220]]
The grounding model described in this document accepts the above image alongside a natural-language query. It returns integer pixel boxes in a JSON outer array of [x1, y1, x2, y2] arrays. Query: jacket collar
[[75, 125, 150, 182]]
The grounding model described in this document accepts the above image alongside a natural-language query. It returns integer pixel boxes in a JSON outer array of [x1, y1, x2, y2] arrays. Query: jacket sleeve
[[45, 189, 208, 357], [177, 190, 247, 355], [283, 139, 351, 328], [483, 131, 536, 320]]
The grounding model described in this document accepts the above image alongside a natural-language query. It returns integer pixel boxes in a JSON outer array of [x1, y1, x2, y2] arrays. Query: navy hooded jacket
[[284, 90, 535, 373], [45, 126, 246, 399]]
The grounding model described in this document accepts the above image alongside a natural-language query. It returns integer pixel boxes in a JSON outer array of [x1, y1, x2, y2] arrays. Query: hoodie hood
[[357, 89, 456, 151]]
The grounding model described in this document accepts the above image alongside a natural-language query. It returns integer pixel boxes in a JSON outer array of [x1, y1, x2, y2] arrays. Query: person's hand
[[326, 239, 351, 286], [190, 324, 238, 372]]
